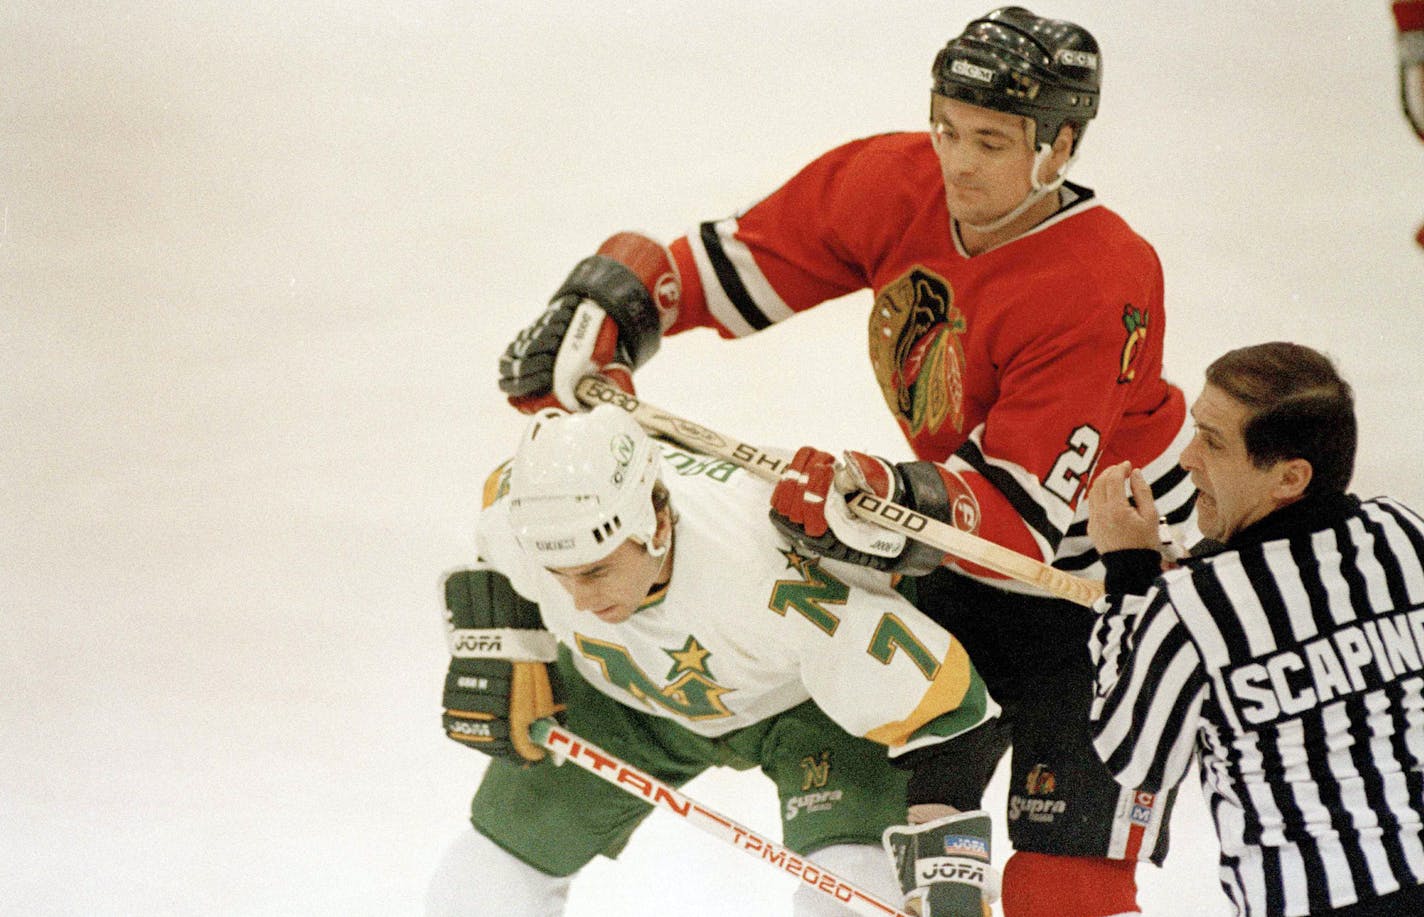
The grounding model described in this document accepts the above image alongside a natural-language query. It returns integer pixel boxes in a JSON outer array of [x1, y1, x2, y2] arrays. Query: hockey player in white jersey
[[428, 405, 1002, 916]]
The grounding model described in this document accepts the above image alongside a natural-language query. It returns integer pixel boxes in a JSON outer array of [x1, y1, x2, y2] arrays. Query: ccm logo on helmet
[[951, 59, 995, 84], [1054, 49, 1098, 69]]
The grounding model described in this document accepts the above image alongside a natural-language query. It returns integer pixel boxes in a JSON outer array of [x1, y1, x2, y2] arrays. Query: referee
[[1084, 342, 1424, 917]]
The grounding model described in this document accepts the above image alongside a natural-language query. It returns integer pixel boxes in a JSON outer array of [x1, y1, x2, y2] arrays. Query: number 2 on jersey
[[1044, 424, 1102, 505]]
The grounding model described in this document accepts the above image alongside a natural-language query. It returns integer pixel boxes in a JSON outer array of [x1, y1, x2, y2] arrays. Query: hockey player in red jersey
[[1396, 0, 1424, 247], [497, 8, 1198, 916]]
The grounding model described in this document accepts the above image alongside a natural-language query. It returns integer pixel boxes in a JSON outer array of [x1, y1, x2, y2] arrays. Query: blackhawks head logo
[[1117, 304, 1149, 384], [869, 267, 967, 437], [1026, 763, 1057, 795]]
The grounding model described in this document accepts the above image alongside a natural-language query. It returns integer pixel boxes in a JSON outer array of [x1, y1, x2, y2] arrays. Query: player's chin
[[948, 199, 1009, 228], [592, 605, 635, 624], [945, 189, 984, 216]]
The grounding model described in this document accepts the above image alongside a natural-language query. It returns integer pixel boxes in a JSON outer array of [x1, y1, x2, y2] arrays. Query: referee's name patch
[[1225, 607, 1424, 727]]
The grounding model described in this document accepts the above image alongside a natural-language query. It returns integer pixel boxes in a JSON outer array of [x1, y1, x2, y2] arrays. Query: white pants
[[425, 829, 898, 916]]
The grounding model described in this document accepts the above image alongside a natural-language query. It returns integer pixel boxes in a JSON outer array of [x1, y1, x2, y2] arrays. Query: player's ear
[[1047, 125, 1077, 169], [649, 487, 674, 553], [653, 505, 673, 551]]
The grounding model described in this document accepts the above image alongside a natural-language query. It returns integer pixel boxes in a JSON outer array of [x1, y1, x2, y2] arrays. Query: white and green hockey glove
[[883, 810, 999, 917]]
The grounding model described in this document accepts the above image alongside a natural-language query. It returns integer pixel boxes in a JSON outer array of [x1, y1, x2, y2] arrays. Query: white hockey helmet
[[507, 405, 662, 568]]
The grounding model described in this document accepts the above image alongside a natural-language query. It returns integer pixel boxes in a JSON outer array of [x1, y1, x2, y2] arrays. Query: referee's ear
[[1270, 458, 1313, 504]]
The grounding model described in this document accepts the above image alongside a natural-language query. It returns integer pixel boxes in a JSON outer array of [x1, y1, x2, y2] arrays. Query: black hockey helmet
[[931, 7, 1100, 151]]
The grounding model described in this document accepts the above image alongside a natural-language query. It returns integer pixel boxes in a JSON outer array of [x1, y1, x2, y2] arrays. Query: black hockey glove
[[441, 568, 565, 764], [498, 232, 679, 414]]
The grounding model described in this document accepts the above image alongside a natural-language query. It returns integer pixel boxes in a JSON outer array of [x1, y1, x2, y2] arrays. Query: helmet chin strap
[[958, 143, 1078, 234]]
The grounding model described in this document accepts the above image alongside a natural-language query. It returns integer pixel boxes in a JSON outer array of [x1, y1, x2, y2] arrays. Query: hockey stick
[[529, 718, 913, 917], [575, 375, 1105, 607]]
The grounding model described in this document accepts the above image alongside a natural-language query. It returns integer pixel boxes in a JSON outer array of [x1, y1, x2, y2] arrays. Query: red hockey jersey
[[664, 132, 1195, 585]]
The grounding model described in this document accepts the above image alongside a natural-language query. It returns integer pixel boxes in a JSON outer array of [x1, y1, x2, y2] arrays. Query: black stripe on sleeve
[[1100, 617, 1198, 787], [698, 221, 773, 332], [1053, 549, 1100, 572], [955, 436, 1064, 550], [1140, 660, 1207, 792], [1092, 590, 1173, 735]]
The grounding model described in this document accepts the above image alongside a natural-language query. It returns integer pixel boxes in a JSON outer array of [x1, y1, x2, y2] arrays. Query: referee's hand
[[1087, 461, 1160, 554]]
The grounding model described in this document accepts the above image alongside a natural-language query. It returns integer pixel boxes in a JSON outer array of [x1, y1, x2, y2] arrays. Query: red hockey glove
[[498, 233, 680, 413], [769, 447, 966, 576]]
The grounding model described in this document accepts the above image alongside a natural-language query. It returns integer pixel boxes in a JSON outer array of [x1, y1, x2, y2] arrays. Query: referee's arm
[[1087, 576, 1208, 795]]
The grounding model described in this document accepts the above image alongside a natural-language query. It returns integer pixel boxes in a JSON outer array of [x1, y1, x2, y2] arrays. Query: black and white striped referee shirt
[[1088, 493, 1424, 916]]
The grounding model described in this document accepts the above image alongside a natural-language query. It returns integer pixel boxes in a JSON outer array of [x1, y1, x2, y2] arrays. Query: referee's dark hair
[[1205, 342, 1356, 496]]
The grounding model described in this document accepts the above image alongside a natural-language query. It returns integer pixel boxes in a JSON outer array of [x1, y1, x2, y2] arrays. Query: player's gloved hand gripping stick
[[441, 568, 566, 763], [574, 376, 1106, 607]]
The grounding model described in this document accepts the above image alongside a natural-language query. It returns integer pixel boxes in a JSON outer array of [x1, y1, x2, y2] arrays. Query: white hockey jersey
[[477, 442, 996, 755]]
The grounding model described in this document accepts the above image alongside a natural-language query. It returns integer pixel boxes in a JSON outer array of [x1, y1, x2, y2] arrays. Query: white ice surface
[[4, 2, 1422, 915]]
